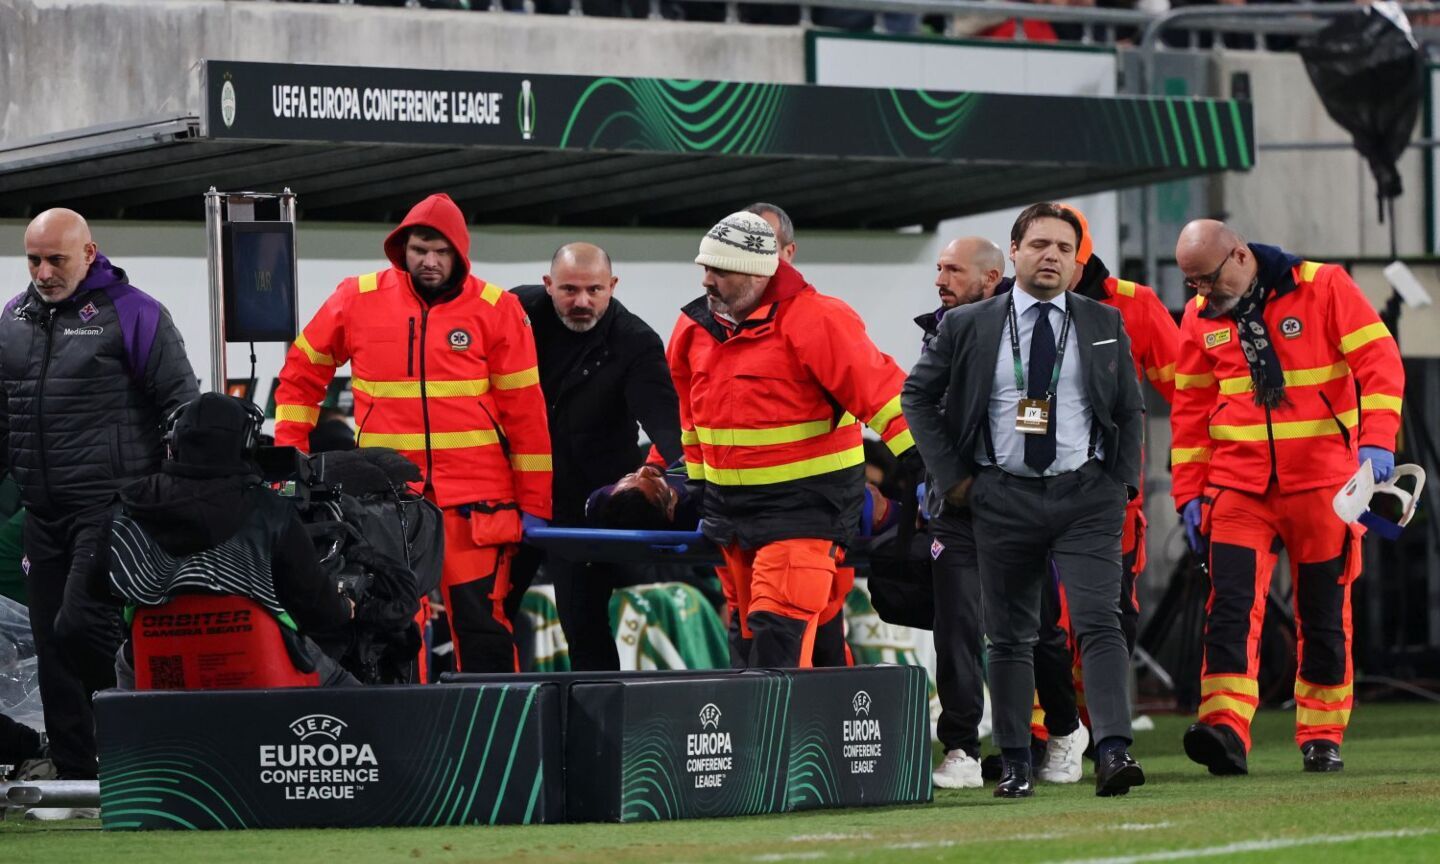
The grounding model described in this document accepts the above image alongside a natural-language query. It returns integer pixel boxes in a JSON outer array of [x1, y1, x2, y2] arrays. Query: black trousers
[[970, 464, 1131, 750], [510, 545, 639, 672], [929, 507, 986, 759], [24, 506, 124, 779], [1033, 516, 1143, 737]]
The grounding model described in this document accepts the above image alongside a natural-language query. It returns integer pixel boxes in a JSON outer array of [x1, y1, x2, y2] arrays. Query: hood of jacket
[[754, 259, 810, 308], [383, 193, 472, 284], [1250, 242, 1305, 298], [1072, 254, 1113, 301], [24, 252, 129, 310], [119, 472, 261, 557]]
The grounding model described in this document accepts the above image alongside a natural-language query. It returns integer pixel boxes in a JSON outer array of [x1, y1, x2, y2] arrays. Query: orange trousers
[[1198, 483, 1362, 750], [719, 539, 842, 668], [439, 506, 520, 673]]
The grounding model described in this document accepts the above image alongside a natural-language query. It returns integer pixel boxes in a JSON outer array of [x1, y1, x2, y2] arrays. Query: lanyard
[[1008, 296, 1071, 400]]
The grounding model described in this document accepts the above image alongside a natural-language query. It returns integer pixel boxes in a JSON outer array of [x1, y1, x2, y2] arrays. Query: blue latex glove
[[1181, 498, 1206, 557], [1359, 446, 1395, 483], [915, 482, 930, 521], [521, 512, 549, 534]]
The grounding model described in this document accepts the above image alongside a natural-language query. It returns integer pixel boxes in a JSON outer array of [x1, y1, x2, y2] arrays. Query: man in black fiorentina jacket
[[1, 209, 198, 780]]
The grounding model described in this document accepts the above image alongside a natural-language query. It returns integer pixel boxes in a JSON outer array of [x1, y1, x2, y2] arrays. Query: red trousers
[[1198, 483, 1362, 750], [439, 506, 520, 673], [719, 539, 841, 668]]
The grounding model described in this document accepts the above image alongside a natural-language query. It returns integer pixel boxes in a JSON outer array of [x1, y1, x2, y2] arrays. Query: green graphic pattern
[[560, 79, 788, 154], [877, 90, 981, 157]]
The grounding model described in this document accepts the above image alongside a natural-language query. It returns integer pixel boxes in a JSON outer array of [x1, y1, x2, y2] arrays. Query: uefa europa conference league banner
[[97, 667, 930, 829], [204, 60, 1253, 169], [96, 685, 563, 830]]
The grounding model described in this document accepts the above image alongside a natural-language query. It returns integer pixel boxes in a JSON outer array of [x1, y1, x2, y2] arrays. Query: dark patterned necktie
[[1024, 302, 1057, 472]]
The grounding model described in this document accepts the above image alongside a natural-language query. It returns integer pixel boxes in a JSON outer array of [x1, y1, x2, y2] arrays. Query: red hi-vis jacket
[[274, 194, 552, 516], [1099, 277, 1179, 406], [1170, 252, 1404, 509], [668, 261, 913, 549]]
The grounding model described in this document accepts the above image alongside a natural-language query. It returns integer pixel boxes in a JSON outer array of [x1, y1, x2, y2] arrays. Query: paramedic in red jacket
[[274, 193, 552, 673], [1171, 219, 1403, 775], [667, 211, 914, 668]]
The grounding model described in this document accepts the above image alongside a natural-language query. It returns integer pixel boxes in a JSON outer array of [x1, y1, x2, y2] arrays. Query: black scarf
[[1230, 279, 1287, 408]]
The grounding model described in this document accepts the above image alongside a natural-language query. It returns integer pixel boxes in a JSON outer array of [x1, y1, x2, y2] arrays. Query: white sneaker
[[1036, 724, 1089, 783], [932, 749, 983, 789]]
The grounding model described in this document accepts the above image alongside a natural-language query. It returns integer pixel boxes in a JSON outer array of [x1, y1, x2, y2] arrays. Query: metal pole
[[204, 188, 227, 394], [5, 780, 102, 808]]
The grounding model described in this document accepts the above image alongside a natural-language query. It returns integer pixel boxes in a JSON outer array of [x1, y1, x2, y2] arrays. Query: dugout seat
[[130, 594, 320, 690]]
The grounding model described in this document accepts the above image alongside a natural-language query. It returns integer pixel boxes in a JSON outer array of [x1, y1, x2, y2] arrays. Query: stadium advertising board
[[784, 665, 932, 811], [204, 60, 1252, 170], [95, 684, 562, 830]]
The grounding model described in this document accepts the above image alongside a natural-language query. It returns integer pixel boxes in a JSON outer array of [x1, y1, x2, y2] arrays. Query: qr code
[[148, 655, 186, 689]]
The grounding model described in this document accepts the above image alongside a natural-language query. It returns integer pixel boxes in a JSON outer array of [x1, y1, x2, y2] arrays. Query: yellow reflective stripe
[[1211, 409, 1357, 442], [1361, 393, 1404, 413], [1298, 261, 1323, 283], [1296, 705, 1352, 727], [838, 412, 858, 428], [1340, 322, 1391, 354], [884, 429, 914, 456], [356, 429, 499, 450], [686, 461, 706, 480], [681, 429, 700, 446], [358, 271, 379, 294], [275, 404, 320, 425], [510, 453, 552, 472], [352, 377, 490, 398], [1147, 363, 1176, 383], [1217, 361, 1351, 395], [1295, 680, 1353, 703], [696, 419, 834, 447], [1171, 446, 1212, 465], [1199, 695, 1258, 720], [480, 282, 505, 306], [294, 332, 334, 367], [492, 367, 540, 391], [1115, 279, 1136, 297], [1175, 371, 1216, 390], [1201, 675, 1260, 698], [866, 394, 904, 435], [702, 444, 865, 486]]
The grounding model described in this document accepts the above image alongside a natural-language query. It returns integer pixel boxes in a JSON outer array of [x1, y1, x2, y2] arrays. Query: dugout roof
[[0, 60, 1253, 229]]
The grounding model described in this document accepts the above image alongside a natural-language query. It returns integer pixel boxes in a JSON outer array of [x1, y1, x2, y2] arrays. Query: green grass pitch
[[4, 702, 1438, 863]]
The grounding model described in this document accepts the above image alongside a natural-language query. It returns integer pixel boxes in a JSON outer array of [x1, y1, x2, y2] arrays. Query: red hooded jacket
[[274, 194, 552, 515]]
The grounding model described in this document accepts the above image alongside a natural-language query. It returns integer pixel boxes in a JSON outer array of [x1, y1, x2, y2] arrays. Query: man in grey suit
[[902, 203, 1146, 799]]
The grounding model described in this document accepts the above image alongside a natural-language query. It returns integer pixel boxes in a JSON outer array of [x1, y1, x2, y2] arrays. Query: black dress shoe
[[1302, 740, 1344, 773], [993, 761, 1034, 798], [1094, 749, 1146, 797], [1183, 722, 1248, 776]]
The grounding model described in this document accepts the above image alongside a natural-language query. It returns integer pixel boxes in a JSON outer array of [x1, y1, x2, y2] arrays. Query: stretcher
[[522, 527, 873, 566], [523, 527, 723, 565]]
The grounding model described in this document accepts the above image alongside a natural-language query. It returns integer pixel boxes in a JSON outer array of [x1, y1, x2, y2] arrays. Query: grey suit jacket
[[901, 290, 1144, 500]]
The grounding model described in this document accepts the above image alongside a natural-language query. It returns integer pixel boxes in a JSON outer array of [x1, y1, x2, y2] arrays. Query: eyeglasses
[[1184, 247, 1237, 292]]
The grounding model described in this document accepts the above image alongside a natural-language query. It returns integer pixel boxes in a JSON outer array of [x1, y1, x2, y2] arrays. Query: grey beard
[[556, 306, 604, 333]]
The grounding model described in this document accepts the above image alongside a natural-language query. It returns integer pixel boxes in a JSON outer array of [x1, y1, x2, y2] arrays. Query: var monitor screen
[[222, 221, 298, 343]]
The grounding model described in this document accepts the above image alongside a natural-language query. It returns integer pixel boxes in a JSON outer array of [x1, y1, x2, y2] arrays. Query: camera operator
[[96, 393, 356, 687]]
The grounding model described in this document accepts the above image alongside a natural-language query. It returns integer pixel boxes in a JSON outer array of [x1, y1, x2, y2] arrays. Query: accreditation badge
[[1015, 398, 1051, 435]]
